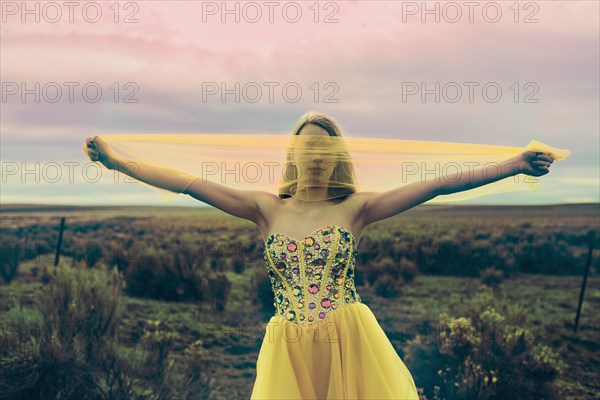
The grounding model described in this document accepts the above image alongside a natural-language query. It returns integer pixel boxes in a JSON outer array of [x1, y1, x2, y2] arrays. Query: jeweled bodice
[[263, 224, 361, 326]]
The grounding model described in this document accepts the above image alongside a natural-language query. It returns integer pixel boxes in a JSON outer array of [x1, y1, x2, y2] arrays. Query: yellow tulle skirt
[[251, 302, 420, 400]]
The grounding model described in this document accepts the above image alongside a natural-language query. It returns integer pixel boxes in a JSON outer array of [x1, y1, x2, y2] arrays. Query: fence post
[[574, 229, 596, 333], [54, 217, 66, 267]]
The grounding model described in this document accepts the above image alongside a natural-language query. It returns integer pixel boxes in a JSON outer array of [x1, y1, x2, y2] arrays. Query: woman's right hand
[[83, 135, 116, 169]]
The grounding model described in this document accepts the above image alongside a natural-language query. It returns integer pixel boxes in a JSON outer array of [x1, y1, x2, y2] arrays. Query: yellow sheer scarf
[[88, 133, 571, 203]]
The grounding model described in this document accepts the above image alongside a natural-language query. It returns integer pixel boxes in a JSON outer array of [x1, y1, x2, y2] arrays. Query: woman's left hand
[[515, 151, 555, 177]]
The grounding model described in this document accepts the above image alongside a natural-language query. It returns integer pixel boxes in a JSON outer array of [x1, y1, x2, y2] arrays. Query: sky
[[1, 0, 598, 206]]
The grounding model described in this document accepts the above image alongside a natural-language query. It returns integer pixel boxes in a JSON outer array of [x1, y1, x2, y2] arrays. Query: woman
[[84, 111, 555, 399]]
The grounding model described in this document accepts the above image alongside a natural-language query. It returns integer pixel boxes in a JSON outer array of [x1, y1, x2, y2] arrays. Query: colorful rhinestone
[[263, 225, 361, 327]]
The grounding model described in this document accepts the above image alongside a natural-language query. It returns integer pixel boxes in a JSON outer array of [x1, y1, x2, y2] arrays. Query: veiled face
[[293, 124, 338, 182]]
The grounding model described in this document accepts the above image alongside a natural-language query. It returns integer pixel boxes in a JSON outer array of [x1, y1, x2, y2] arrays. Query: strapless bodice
[[263, 224, 361, 326]]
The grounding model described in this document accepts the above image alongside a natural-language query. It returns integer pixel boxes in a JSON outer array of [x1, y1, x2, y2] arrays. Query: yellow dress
[[251, 225, 419, 400]]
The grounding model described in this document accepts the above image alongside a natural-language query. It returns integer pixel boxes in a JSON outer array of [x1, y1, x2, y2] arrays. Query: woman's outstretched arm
[[83, 135, 277, 224], [435, 151, 554, 195], [357, 151, 554, 227], [83, 135, 198, 193]]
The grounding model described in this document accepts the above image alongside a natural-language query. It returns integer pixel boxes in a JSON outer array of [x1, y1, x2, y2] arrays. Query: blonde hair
[[278, 111, 357, 200]]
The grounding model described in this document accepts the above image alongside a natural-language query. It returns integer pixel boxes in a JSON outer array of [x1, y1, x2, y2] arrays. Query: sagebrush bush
[[374, 273, 401, 298], [177, 339, 215, 399], [371, 256, 417, 297], [124, 247, 206, 301], [39, 261, 125, 354], [0, 261, 125, 399], [398, 257, 418, 282], [0, 240, 20, 284], [205, 271, 232, 312], [404, 285, 565, 400], [253, 269, 277, 312], [0, 261, 212, 399], [139, 319, 182, 381], [480, 267, 504, 289]]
